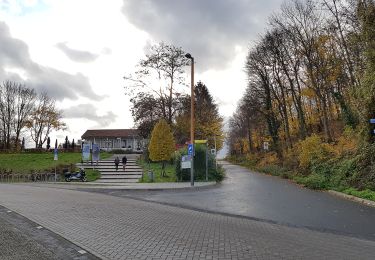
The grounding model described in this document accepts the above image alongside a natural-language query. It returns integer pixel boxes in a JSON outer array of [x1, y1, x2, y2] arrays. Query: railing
[[0, 172, 60, 183]]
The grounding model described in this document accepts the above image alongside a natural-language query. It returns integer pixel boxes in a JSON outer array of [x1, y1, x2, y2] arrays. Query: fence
[[0, 172, 60, 183]]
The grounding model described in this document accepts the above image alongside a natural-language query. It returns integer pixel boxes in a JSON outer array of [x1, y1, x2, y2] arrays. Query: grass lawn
[[137, 159, 177, 183], [85, 169, 101, 182], [0, 152, 111, 176]]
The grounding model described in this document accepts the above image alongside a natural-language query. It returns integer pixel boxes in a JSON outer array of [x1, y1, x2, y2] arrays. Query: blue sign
[[54, 148, 58, 161], [92, 144, 100, 161], [370, 119, 375, 124], [188, 144, 194, 155]]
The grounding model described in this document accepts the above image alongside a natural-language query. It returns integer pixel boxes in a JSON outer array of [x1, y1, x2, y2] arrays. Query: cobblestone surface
[[0, 183, 374, 260], [0, 205, 99, 260], [0, 215, 57, 260]]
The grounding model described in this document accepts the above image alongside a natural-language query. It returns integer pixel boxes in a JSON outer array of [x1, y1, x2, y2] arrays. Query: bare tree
[[0, 81, 36, 149], [124, 42, 189, 128], [27, 92, 66, 148]]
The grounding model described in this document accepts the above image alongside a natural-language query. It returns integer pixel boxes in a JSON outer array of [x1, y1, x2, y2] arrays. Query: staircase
[[78, 154, 143, 183]]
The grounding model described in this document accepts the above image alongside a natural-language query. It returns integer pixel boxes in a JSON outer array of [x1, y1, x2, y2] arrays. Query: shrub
[[353, 143, 375, 190], [175, 144, 225, 182], [258, 164, 288, 177], [297, 135, 335, 169], [257, 152, 279, 167], [335, 127, 359, 156], [295, 174, 329, 190]]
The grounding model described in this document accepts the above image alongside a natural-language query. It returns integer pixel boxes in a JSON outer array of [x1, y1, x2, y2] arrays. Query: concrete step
[[78, 162, 137, 166], [95, 159, 137, 162], [80, 166, 141, 170], [100, 172, 142, 176], [95, 179, 139, 183], [99, 169, 142, 172], [99, 175, 141, 180]]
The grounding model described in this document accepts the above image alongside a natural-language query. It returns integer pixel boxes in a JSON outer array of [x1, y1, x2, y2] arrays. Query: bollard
[[148, 171, 154, 182]]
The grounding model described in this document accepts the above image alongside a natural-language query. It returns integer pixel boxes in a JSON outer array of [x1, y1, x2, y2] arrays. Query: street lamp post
[[185, 53, 194, 186]]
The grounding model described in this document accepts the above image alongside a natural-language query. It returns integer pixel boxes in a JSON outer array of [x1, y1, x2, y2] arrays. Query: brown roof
[[82, 129, 140, 139]]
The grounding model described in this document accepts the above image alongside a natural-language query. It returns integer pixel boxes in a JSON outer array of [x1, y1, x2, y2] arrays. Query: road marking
[[78, 250, 87, 254]]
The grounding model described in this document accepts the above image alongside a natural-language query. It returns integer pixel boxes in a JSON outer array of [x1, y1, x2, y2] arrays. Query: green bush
[[258, 164, 289, 177], [295, 174, 329, 190], [297, 135, 335, 169], [353, 143, 375, 190], [175, 145, 225, 182]]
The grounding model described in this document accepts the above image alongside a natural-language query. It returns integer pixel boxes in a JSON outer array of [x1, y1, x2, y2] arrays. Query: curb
[[15, 181, 218, 191], [327, 190, 375, 208]]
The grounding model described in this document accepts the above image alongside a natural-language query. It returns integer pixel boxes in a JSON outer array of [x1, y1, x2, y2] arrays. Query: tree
[[71, 139, 75, 149], [175, 81, 225, 150], [148, 119, 176, 176], [124, 42, 189, 137], [27, 92, 66, 148], [46, 137, 51, 150], [65, 136, 69, 149], [355, 0, 375, 142], [0, 81, 36, 149]]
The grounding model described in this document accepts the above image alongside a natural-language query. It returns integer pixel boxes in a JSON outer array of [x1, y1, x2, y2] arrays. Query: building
[[81, 129, 144, 152]]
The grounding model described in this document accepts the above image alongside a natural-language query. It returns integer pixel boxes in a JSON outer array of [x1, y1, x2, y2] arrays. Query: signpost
[[82, 143, 91, 161], [181, 155, 192, 169], [188, 144, 194, 155], [371, 119, 375, 136], [54, 148, 58, 161], [263, 141, 269, 151], [53, 148, 58, 182], [92, 144, 100, 167]]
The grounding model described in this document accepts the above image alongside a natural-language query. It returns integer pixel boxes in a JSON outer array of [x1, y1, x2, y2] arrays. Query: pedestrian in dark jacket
[[122, 156, 127, 171], [114, 156, 120, 171]]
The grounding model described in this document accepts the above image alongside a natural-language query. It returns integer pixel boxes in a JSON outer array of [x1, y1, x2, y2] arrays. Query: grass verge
[[85, 169, 101, 182], [137, 159, 177, 183]]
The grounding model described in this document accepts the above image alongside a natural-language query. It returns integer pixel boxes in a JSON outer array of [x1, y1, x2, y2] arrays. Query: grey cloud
[[63, 104, 117, 127], [56, 42, 99, 62], [0, 21, 102, 101], [122, 0, 283, 71]]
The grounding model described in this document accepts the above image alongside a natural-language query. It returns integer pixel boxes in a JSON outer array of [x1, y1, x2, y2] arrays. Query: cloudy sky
[[0, 0, 283, 146]]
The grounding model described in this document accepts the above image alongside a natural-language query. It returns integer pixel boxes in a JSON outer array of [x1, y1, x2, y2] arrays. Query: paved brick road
[[0, 184, 374, 260]]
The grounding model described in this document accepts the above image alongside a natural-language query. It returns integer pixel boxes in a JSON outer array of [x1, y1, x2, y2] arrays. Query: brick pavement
[[0, 183, 374, 260]]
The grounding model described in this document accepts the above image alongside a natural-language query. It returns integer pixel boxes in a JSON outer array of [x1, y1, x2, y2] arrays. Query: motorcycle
[[64, 168, 87, 182]]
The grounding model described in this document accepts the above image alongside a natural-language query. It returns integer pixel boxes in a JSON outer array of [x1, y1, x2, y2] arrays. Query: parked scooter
[[64, 168, 87, 182]]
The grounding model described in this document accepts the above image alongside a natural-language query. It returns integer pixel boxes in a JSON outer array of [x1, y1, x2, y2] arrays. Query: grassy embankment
[[0, 152, 111, 182]]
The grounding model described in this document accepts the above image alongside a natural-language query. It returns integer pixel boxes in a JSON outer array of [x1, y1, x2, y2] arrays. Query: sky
[[0, 0, 284, 148]]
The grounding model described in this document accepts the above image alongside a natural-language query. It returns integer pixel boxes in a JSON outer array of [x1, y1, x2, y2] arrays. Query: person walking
[[122, 155, 127, 171], [114, 156, 120, 171]]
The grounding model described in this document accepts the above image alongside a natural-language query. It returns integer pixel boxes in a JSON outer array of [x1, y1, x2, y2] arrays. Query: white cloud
[[1, 0, 283, 145]]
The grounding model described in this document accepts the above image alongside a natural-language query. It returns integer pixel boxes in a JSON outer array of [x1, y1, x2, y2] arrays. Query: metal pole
[[206, 142, 208, 181], [190, 57, 195, 187], [214, 135, 217, 169]]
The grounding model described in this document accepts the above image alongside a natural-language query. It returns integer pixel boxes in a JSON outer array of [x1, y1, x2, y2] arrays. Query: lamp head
[[185, 53, 193, 59]]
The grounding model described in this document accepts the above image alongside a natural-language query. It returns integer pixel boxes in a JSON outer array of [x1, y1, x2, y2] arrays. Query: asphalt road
[[89, 161, 375, 241]]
